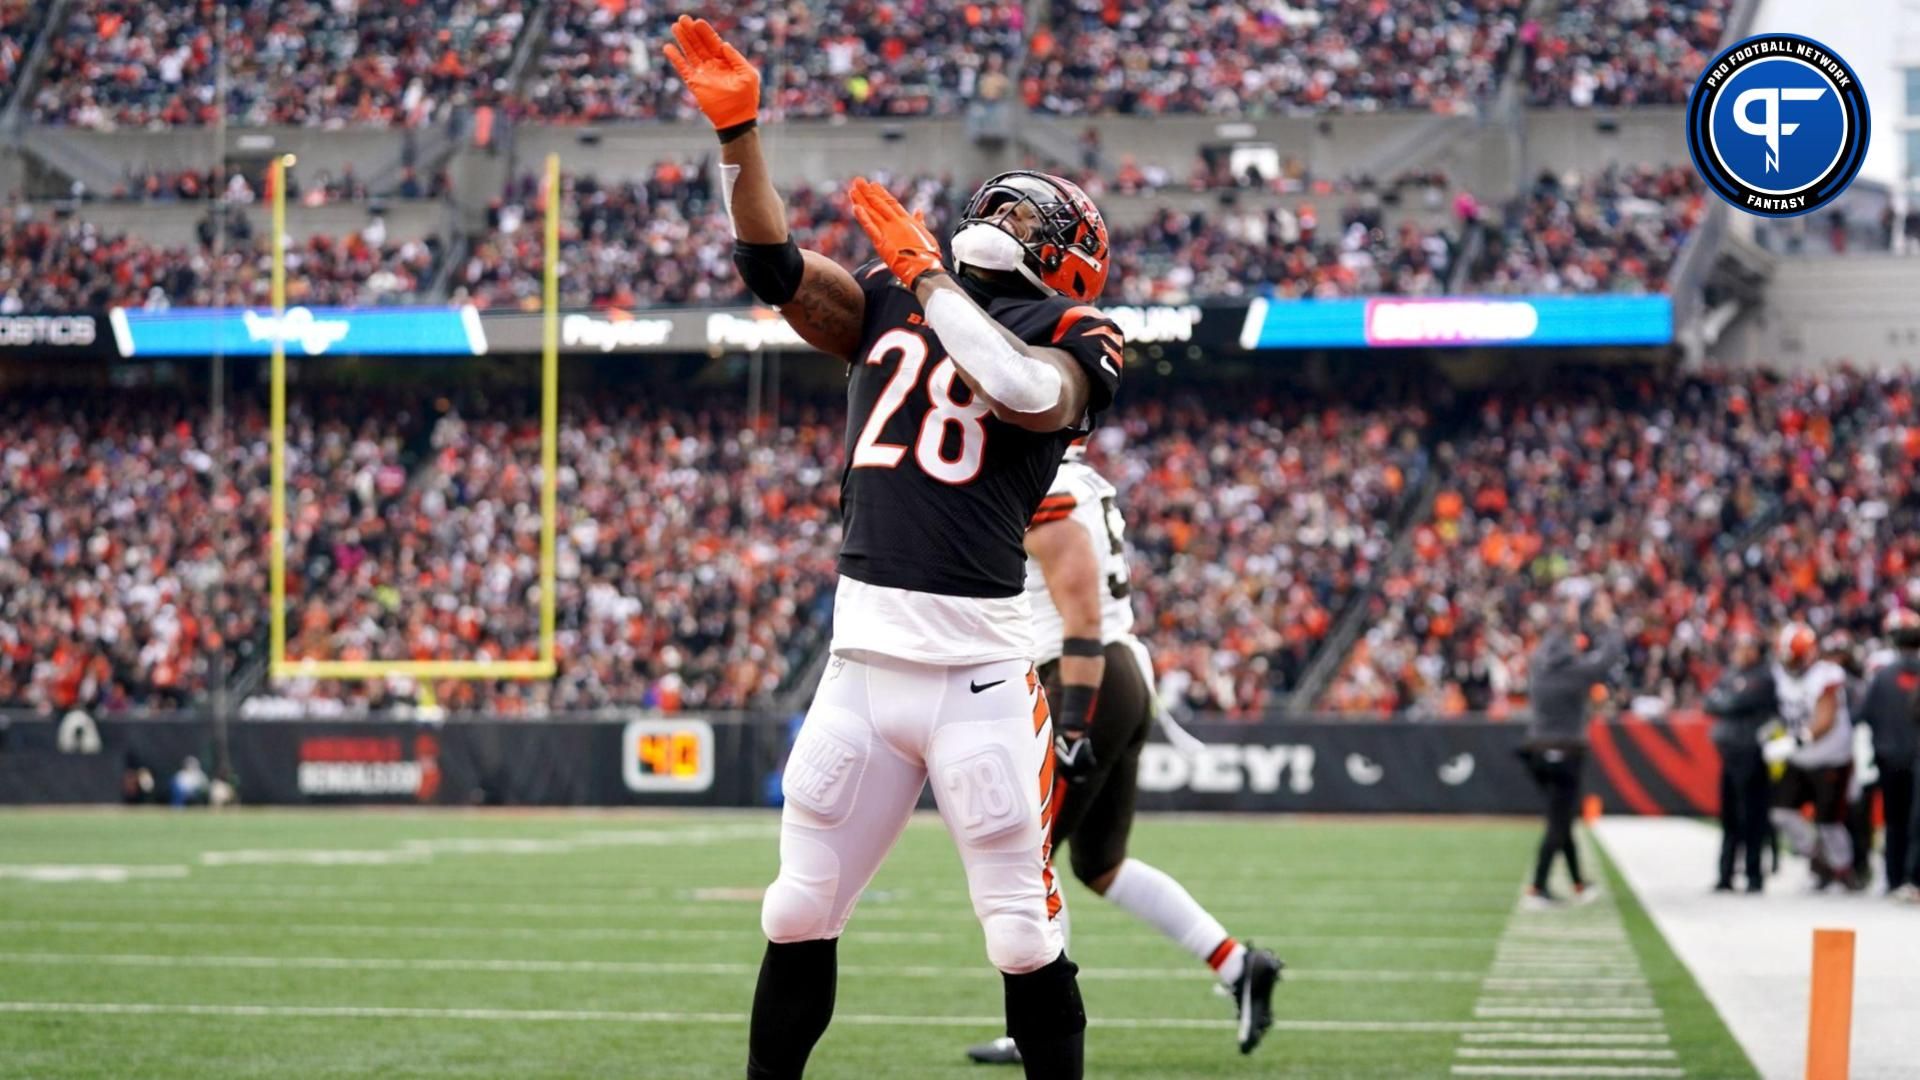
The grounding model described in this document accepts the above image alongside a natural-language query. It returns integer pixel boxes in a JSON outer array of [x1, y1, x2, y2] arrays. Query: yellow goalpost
[[268, 153, 563, 686]]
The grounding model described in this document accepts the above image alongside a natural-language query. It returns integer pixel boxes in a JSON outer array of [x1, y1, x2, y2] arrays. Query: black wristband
[[717, 119, 758, 144], [1058, 682, 1098, 734], [1061, 637, 1103, 658]]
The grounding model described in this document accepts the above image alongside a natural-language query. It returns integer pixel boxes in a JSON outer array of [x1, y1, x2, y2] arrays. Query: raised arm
[[664, 17, 864, 361], [847, 177, 1093, 433]]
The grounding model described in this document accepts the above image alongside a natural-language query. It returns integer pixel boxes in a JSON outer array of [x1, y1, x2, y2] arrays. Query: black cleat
[[1230, 945, 1283, 1054], [964, 1036, 1022, 1065]]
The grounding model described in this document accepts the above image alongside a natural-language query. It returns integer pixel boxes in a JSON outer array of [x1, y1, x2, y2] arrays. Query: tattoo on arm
[[779, 252, 865, 361]]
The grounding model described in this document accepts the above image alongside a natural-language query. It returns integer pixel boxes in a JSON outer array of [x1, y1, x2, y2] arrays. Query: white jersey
[[830, 577, 1034, 666], [1022, 460, 1136, 664], [1772, 659, 1855, 768]]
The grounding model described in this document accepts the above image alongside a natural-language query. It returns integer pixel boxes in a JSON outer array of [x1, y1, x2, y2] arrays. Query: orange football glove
[[662, 15, 760, 131], [848, 177, 945, 290]]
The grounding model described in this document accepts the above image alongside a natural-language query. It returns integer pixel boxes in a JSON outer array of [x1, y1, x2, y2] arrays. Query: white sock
[[1818, 824, 1853, 871], [1103, 858, 1245, 984], [1772, 809, 1817, 857]]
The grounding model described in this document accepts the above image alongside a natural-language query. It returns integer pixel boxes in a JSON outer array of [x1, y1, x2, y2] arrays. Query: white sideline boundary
[[1596, 816, 1920, 1080]]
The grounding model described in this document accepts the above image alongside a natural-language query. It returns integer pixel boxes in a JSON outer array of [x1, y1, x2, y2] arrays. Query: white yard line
[[0, 865, 189, 883], [2, 891, 1510, 928], [1461, 1033, 1671, 1046], [1450, 1066, 1685, 1078], [0, 917, 1500, 951], [1457, 1047, 1679, 1060], [0, 951, 1482, 984], [1474, 999, 1658, 1014], [1450, 841, 1668, 1079], [0, 1000, 1665, 1035]]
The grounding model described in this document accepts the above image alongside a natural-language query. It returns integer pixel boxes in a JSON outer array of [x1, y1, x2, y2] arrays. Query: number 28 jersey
[[830, 262, 1124, 665]]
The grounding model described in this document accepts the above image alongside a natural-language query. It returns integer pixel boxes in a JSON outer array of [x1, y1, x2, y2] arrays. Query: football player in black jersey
[[666, 17, 1122, 1080]]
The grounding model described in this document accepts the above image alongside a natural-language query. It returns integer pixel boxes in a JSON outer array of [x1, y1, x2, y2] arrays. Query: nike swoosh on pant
[[969, 679, 1006, 694]]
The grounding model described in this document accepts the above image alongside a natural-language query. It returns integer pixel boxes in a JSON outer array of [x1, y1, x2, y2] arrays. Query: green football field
[[0, 810, 1753, 1078]]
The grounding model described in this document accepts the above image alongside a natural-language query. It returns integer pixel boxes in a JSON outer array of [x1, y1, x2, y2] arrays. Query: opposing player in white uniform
[[665, 17, 1126, 1078], [1767, 622, 1860, 889], [965, 445, 1282, 1065]]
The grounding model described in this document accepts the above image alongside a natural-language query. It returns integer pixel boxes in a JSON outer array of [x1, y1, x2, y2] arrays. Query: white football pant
[[762, 651, 1065, 974]]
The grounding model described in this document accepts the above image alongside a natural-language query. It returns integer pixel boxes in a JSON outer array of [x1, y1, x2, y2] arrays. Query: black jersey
[[836, 262, 1123, 599]]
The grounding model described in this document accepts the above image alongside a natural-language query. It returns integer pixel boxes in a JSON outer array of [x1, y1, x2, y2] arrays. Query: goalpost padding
[[268, 153, 563, 683]]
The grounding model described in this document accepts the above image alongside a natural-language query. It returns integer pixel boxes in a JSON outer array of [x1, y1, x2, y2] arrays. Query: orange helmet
[[1777, 622, 1817, 667], [955, 171, 1109, 302]]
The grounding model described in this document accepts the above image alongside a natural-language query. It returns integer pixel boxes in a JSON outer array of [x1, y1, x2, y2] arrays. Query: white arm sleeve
[[923, 288, 1062, 414], [719, 163, 742, 235]]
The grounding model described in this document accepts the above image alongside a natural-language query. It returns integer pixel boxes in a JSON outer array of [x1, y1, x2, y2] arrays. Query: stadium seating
[[0, 0, 51, 109], [31, 0, 526, 128], [1523, 0, 1731, 107], [0, 214, 442, 312], [1465, 164, 1705, 294], [1029, 0, 1530, 116], [12, 0, 1736, 128], [0, 392, 267, 710], [451, 165, 1471, 309], [1318, 369, 1876, 717], [1085, 393, 1431, 715], [11, 365, 1901, 719], [0, 384, 1428, 716]]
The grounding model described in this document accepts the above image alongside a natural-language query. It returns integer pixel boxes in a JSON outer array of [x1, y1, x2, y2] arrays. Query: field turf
[[0, 809, 1751, 1078]]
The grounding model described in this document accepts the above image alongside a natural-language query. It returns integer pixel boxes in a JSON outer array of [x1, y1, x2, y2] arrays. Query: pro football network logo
[[1687, 33, 1869, 218]]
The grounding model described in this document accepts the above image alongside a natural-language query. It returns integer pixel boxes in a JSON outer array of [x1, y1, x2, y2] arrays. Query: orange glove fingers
[[664, 15, 759, 130]]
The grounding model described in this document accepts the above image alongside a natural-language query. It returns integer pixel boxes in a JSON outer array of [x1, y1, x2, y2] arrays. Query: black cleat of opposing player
[[1230, 945, 1283, 1054]]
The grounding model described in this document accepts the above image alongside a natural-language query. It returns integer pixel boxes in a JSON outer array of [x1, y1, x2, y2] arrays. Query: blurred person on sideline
[[1521, 581, 1623, 908], [1705, 628, 1776, 893], [1859, 610, 1920, 896], [1766, 624, 1863, 891]]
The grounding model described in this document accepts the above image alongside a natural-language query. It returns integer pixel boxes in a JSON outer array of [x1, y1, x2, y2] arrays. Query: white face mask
[[949, 222, 1028, 274]]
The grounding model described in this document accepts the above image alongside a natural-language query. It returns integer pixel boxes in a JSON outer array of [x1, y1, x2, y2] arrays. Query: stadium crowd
[[92, 163, 449, 205], [1085, 394, 1431, 716], [0, 392, 268, 712], [0, 214, 441, 312], [451, 163, 1467, 310], [30, 0, 525, 128], [8, 154, 1708, 311], [0, 0, 49, 108], [1, 385, 1433, 718], [1319, 369, 1883, 718], [10, 0, 1734, 127], [12, 368, 1920, 721], [1028, 0, 1528, 116], [1523, 0, 1732, 108], [521, 0, 1027, 122], [1466, 164, 1705, 294]]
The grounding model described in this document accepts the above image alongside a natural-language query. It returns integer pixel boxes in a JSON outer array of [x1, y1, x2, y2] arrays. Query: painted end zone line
[[0, 1002, 1667, 1036]]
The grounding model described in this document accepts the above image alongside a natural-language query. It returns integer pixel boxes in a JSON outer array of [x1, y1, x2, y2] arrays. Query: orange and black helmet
[[957, 171, 1109, 302]]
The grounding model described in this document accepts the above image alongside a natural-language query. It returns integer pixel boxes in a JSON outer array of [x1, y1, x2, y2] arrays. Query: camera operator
[[1522, 584, 1623, 907], [1705, 628, 1775, 893]]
